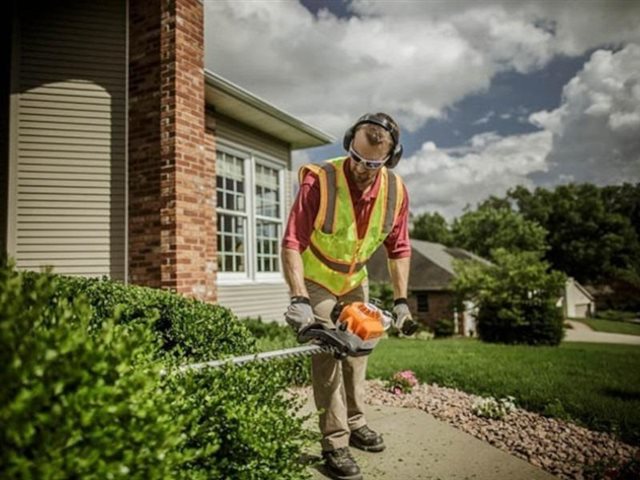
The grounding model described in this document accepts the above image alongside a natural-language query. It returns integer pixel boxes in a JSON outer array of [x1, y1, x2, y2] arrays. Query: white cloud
[[397, 44, 640, 217], [204, 1, 640, 218], [530, 44, 640, 185], [396, 131, 552, 218], [205, 1, 639, 137]]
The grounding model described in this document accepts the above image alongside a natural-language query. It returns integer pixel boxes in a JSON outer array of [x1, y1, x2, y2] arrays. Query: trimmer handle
[[297, 323, 373, 359]]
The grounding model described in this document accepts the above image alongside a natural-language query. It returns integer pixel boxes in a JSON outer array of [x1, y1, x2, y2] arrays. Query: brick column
[[128, 0, 216, 302]]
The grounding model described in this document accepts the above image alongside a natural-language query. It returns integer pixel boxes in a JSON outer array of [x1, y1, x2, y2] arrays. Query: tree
[[410, 211, 453, 245], [451, 207, 548, 260], [453, 249, 566, 345], [507, 184, 640, 286]]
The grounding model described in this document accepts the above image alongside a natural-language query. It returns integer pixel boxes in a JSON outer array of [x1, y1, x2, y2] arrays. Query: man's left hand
[[392, 299, 419, 336]]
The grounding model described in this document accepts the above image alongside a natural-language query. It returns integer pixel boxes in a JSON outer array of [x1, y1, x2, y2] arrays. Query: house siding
[[10, 0, 126, 279], [217, 282, 290, 322]]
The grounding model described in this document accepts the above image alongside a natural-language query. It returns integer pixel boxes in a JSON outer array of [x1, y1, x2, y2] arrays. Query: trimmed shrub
[[46, 274, 256, 362], [433, 317, 455, 338], [3, 269, 313, 479], [243, 317, 311, 386], [0, 267, 198, 479]]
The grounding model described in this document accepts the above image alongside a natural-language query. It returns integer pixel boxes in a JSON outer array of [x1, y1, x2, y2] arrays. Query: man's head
[[343, 113, 402, 189], [343, 112, 402, 168]]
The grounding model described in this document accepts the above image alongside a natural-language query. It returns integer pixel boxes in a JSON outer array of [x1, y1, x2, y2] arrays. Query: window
[[216, 146, 284, 282], [255, 164, 281, 273], [416, 292, 429, 313], [217, 151, 247, 274]]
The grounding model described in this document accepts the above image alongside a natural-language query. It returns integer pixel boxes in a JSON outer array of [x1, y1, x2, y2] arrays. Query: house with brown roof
[[368, 239, 491, 336], [1, 0, 332, 321]]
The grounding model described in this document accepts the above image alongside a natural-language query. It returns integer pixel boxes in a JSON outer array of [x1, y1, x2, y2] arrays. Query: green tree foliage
[[508, 183, 640, 287], [453, 249, 566, 345], [450, 207, 548, 260], [410, 211, 453, 245]]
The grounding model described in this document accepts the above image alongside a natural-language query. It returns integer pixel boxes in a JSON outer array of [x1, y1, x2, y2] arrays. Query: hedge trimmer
[[172, 301, 399, 375]]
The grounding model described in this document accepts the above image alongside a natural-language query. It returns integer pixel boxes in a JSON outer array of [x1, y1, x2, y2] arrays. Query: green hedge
[[1, 267, 312, 479], [433, 317, 455, 338], [476, 298, 564, 346], [243, 317, 311, 386]]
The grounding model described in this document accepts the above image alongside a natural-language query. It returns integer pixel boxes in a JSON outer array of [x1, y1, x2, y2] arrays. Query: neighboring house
[[1, 0, 332, 321], [557, 277, 596, 318], [368, 239, 490, 336]]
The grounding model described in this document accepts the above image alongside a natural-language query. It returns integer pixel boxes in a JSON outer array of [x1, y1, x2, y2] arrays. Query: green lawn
[[576, 318, 640, 336], [367, 337, 640, 446]]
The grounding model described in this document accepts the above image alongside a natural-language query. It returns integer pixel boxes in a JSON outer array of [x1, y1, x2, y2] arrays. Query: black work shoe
[[322, 447, 363, 480], [349, 425, 385, 452]]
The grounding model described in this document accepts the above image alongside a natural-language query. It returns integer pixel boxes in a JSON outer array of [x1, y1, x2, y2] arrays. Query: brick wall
[[410, 290, 455, 331], [129, 0, 216, 302]]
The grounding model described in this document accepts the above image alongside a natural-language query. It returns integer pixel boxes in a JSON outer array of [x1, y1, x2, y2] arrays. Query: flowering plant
[[386, 370, 419, 395], [471, 395, 516, 419]]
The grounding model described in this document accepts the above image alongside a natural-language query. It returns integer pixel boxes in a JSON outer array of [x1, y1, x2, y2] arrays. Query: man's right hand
[[285, 296, 314, 332]]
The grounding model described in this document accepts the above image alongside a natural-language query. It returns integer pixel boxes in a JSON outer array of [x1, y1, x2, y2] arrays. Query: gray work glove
[[284, 296, 314, 332], [393, 299, 419, 336]]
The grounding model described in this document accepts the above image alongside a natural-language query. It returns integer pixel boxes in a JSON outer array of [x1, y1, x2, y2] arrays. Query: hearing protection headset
[[342, 113, 403, 168]]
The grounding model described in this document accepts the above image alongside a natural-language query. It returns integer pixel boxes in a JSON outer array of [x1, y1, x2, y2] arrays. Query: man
[[281, 112, 414, 480]]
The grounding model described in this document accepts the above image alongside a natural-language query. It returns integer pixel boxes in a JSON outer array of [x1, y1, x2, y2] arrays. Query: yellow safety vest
[[299, 157, 405, 296]]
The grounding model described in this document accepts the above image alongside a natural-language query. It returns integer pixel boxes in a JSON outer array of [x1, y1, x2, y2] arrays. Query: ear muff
[[343, 113, 403, 168]]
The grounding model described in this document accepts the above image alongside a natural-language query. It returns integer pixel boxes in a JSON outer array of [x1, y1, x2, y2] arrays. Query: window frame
[[416, 291, 429, 313], [216, 140, 287, 285]]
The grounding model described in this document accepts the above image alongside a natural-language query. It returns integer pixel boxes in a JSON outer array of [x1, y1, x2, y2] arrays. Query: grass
[[576, 318, 640, 336], [367, 337, 640, 446]]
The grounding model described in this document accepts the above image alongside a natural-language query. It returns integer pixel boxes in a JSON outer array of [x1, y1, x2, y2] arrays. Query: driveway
[[564, 320, 640, 345]]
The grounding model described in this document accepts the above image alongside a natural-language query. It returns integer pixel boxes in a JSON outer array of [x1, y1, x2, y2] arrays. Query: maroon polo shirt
[[282, 159, 411, 259]]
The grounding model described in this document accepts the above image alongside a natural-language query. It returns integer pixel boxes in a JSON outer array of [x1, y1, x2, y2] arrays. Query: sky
[[204, 0, 640, 219]]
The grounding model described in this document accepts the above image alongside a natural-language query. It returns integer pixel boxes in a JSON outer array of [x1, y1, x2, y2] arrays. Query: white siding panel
[[217, 282, 290, 324], [14, 0, 126, 280], [213, 113, 289, 162]]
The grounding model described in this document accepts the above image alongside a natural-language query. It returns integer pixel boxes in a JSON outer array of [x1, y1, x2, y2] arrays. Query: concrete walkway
[[301, 402, 557, 480], [564, 320, 640, 345]]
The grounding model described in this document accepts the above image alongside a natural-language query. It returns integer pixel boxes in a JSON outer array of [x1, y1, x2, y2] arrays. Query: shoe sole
[[322, 463, 363, 480], [324, 469, 363, 480], [348, 438, 386, 453]]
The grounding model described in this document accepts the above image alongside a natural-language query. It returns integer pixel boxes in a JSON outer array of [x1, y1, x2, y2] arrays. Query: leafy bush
[[242, 317, 311, 386], [433, 317, 455, 338], [453, 249, 566, 345], [0, 267, 197, 479], [2, 268, 313, 479], [47, 274, 255, 363]]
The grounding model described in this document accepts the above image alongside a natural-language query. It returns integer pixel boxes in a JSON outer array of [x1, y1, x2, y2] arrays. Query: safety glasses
[[349, 147, 388, 170]]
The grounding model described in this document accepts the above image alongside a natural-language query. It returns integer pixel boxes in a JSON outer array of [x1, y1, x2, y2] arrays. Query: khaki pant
[[306, 279, 369, 452]]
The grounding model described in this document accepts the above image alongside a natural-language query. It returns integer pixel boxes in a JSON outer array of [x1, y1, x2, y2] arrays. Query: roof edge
[[204, 69, 334, 147]]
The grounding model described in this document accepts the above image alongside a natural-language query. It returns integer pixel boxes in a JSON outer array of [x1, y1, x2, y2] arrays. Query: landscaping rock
[[361, 380, 639, 480]]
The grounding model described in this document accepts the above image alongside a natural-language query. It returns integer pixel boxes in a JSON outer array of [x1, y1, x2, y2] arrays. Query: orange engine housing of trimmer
[[334, 302, 386, 341]]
